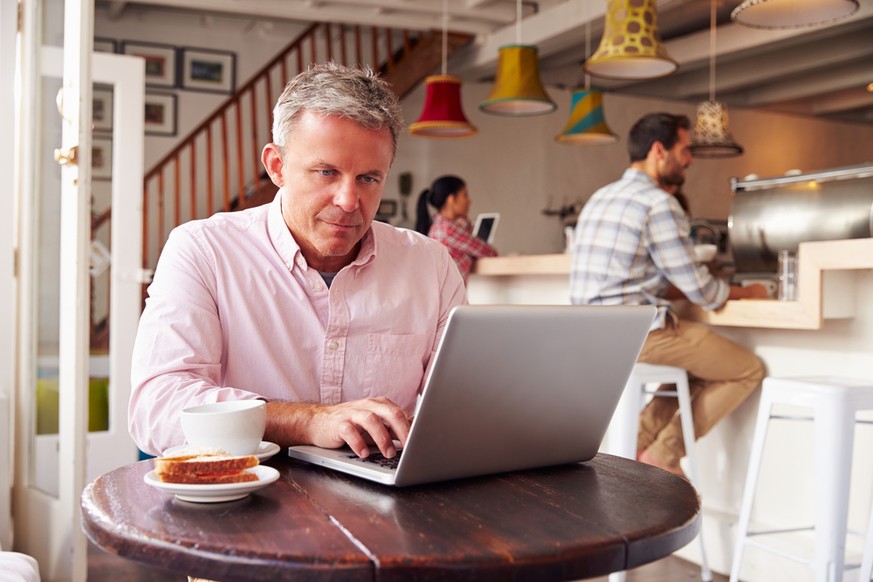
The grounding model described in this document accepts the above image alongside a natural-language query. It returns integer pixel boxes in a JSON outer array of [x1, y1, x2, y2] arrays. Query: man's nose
[[333, 180, 360, 212]]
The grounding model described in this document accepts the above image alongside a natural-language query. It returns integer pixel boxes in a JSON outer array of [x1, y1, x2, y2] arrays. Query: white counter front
[[467, 240, 873, 582]]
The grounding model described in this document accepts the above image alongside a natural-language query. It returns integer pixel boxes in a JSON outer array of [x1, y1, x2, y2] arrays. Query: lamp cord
[[584, 14, 591, 90], [516, 0, 522, 44], [442, 0, 448, 76], [709, 0, 716, 102]]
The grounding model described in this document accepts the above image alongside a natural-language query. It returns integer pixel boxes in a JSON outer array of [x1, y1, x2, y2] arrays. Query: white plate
[[144, 465, 280, 503], [163, 441, 281, 462]]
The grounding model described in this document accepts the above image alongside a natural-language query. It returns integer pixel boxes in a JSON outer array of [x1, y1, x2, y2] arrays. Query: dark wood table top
[[81, 453, 700, 581]]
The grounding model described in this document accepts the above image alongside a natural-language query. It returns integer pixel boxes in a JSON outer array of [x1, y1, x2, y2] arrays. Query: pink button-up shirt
[[129, 192, 467, 455]]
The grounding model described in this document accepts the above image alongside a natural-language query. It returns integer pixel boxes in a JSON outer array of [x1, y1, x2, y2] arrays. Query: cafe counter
[[468, 238, 873, 582]]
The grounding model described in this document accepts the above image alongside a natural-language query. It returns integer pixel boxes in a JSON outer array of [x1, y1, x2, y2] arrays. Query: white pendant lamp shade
[[731, 0, 859, 29], [690, 101, 744, 158], [585, 0, 677, 80]]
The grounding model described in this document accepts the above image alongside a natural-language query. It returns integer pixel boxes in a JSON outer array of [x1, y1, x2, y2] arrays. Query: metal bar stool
[[862, 502, 873, 582], [730, 376, 873, 582], [607, 363, 712, 582]]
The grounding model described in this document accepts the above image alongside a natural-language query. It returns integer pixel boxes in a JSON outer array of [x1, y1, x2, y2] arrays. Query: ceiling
[[103, 0, 873, 124]]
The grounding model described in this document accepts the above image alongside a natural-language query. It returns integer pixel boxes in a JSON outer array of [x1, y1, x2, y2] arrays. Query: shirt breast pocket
[[363, 333, 431, 408]]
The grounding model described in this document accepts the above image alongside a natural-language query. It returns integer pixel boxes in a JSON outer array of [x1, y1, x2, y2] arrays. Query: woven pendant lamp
[[479, 0, 556, 116], [690, 0, 743, 158], [409, 0, 477, 138], [585, 0, 677, 80], [555, 88, 618, 144]]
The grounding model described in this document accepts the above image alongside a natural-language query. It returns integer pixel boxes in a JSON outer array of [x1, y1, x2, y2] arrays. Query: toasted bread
[[155, 448, 259, 485]]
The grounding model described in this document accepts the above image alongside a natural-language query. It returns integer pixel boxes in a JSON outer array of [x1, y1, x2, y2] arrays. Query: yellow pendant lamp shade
[[479, 45, 557, 116], [554, 89, 618, 145], [409, 75, 478, 138], [690, 101, 743, 158], [585, 0, 677, 80]]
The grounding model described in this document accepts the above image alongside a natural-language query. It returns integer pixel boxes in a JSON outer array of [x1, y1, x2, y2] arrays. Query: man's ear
[[262, 143, 284, 187]]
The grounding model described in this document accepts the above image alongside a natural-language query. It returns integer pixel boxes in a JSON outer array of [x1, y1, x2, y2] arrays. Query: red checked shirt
[[428, 214, 498, 281]]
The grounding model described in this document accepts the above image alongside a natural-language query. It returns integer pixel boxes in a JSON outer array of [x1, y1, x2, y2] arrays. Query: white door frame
[[12, 39, 144, 582]]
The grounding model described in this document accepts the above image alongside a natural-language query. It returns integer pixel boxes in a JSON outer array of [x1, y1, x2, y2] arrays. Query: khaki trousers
[[636, 317, 765, 467]]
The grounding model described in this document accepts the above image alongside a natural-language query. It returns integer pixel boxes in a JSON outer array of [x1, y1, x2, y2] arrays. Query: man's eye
[[361, 176, 380, 184], [318, 169, 335, 176]]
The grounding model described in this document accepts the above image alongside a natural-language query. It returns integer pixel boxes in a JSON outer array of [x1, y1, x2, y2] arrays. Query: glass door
[[12, 3, 144, 577]]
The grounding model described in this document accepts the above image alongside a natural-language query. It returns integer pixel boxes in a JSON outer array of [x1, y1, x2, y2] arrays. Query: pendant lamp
[[555, 18, 617, 144], [585, 0, 677, 80], [731, 0, 859, 29], [409, 0, 477, 138], [554, 89, 618, 144], [690, 0, 743, 158], [479, 0, 556, 116]]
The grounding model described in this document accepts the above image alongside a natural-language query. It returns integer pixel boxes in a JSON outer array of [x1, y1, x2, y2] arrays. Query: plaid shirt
[[570, 169, 728, 330], [429, 214, 498, 281]]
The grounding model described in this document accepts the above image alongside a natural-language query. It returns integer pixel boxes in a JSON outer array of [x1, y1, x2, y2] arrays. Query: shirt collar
[[267, 188, 378, 272]]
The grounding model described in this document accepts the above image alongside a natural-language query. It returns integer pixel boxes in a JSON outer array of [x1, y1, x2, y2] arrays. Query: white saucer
[[144, 465, 280, 503], [162, 441, 280, 462]]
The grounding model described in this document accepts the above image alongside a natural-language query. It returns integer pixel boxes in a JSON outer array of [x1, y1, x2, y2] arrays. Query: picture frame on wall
[[92, 86, 113, 133], [144, 92, 177, 137], [92, 137, 113, 181], [180, 47, 236, 94], [122, 41, 177, 88], [93, 38, 117, 53]]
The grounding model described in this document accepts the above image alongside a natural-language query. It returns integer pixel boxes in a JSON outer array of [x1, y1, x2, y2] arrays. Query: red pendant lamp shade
[[409, 75, 478, 138]]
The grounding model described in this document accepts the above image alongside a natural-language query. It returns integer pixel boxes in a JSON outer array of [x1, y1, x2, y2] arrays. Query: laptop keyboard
[[348, 450, 402, 470]]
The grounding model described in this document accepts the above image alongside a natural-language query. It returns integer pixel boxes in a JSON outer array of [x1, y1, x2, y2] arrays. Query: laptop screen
[[473, 213, 499, 244]]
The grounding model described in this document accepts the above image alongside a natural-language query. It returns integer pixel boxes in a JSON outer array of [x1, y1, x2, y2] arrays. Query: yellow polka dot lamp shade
[[731, 0, 859, 29], [585, 0, 677, 80], [479, 45, 557, 116], [554, 89, 618, 145], [689, 100, 744, 158], [409, 75, 478, 138]]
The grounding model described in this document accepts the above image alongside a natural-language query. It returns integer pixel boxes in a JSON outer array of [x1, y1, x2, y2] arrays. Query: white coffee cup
[[180, 400, 266, 456]]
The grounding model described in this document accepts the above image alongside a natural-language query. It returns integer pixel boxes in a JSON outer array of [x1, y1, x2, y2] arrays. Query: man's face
[[658, 127, 693, 189], [263, 111, 394, 272]]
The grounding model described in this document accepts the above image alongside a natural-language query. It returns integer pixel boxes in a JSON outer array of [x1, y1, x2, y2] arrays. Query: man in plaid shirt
[[570, 112, 769, 478]]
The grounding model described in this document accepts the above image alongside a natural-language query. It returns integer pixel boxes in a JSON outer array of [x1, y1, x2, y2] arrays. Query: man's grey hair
[[271, 62, 404, 157]]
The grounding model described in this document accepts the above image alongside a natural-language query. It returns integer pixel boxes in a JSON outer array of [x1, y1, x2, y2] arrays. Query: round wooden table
[[81, 453, 700, 581]]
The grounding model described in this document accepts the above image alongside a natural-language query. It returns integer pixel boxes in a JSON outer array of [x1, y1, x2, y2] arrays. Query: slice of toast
[[155, 448, 259, 485]]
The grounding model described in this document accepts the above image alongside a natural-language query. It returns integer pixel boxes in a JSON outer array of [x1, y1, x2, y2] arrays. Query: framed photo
[[144, 92, 177, 137], [94, 38, 117, 53], [92, 137, 113, 181], [92, 86, 113, 133], [377, 200, 398, 218], [180, 47, 235, 94], [122, 41, 177, 88]]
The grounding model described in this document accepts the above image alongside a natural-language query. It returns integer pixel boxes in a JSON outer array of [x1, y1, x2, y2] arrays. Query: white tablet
[[473, 213, 500, 244]]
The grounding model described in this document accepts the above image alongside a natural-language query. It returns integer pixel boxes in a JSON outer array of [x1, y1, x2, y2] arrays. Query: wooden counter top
[[472, 239, 873, 330]]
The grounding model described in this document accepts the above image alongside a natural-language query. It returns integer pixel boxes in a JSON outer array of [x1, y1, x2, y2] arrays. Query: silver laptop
[[288, 304, 655, 487]]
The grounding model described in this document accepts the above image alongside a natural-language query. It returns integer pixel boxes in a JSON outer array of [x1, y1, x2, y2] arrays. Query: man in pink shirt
[[129, 63, 467, 459]]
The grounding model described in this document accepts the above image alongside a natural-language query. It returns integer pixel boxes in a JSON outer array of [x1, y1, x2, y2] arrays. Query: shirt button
[[328, 340, 339, 350]]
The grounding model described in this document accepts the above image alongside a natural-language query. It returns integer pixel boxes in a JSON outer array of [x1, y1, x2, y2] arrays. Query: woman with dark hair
[[415, 175, 498, 281]]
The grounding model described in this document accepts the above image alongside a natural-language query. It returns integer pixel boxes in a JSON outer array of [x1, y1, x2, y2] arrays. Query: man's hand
[[729, 283, 770, 300], [265, 398, 411, 459]]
